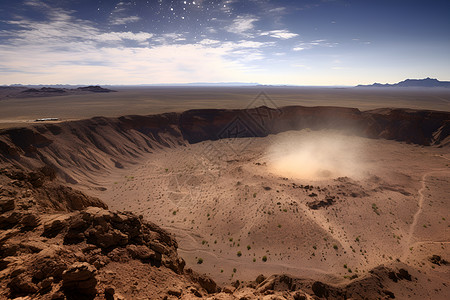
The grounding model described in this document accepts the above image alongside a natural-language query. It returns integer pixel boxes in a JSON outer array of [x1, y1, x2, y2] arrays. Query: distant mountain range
[[0, 85, 116, 100], [357, 77, 450, 88], [5, 82, 260, 88]]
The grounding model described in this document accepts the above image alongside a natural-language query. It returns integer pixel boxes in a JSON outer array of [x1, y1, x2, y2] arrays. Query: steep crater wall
[[0, 106, 448, 186]]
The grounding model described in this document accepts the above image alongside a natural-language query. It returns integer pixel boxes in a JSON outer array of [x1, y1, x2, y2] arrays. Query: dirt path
[[402, 162, 450, 260]]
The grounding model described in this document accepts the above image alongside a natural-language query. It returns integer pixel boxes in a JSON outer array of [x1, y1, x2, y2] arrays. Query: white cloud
[[199, 39, 221, 45], [225, 15, 259, 35], [268, 7, 287, 14], [0, 6, 273, 85], [260, 29, 298, 40], [293, 39, 338, 51], [0, 41, 257, 84], [152, 33, 186, 44], [97, 31, 153, 43], [110, 16, 141, 25]]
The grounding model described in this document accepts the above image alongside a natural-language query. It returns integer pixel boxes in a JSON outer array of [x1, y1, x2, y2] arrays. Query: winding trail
[[402, 154, 450, 260]]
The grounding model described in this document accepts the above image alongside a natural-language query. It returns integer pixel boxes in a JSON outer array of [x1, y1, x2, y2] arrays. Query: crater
[[1, 106, 449, 289]]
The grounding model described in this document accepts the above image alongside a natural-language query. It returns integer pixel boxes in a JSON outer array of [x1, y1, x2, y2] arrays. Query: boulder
[[7, 274, 38, 297], [0, 211, 21, 229], [62, 262, 97, 296], [0, 198, 15, 213], [104, 286, 115, 300], [255, 274, 266, 284], [311, 281, 329, 298], [20, 213, 40, 230], [42, 218, 67, 238], [126, 244, 156, 261]]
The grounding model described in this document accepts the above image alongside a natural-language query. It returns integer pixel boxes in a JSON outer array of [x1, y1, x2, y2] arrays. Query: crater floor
[[92, 130, 450, 290]]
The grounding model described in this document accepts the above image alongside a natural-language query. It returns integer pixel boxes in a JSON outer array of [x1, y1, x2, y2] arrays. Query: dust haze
[[267, 130, 368, 180]]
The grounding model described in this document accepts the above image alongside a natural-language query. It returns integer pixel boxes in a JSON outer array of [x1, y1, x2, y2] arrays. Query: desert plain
[[1, 86, 450, 129]]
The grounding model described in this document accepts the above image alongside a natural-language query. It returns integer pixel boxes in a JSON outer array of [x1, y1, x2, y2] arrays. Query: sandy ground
[[1, 86, 449, 129], [86, 129, 450, 291]]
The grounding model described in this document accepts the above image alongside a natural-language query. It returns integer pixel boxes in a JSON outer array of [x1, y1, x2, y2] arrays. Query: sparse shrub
[[262, 256, 267, 262], [233, 268, 237, 273], [172, 211, 177, 215], [313, 245, 317, 250], [247, 245, 251, 250], [333, 244, 338, 250], [253, 258, 256, 262], [197, 258, 203, 264], [372, 203, 380, 215], [344, 264, 347, 268], [237, 251, 242, 257]]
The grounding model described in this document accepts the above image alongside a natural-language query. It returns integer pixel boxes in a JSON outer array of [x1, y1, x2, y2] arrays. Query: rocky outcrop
[[307, 195, 336, 210], [0, 207, 211, 299], [0, 166, 106, 213]]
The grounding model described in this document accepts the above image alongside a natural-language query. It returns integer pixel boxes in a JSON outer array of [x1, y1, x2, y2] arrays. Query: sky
[[0, 0, 449, 86]]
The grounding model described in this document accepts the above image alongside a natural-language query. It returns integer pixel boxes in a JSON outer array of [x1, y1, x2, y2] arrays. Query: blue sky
[[0, 0, 449, 85]]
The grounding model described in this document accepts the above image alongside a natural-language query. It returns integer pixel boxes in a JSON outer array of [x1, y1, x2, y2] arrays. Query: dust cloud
[[266, 130, 368, 180]]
